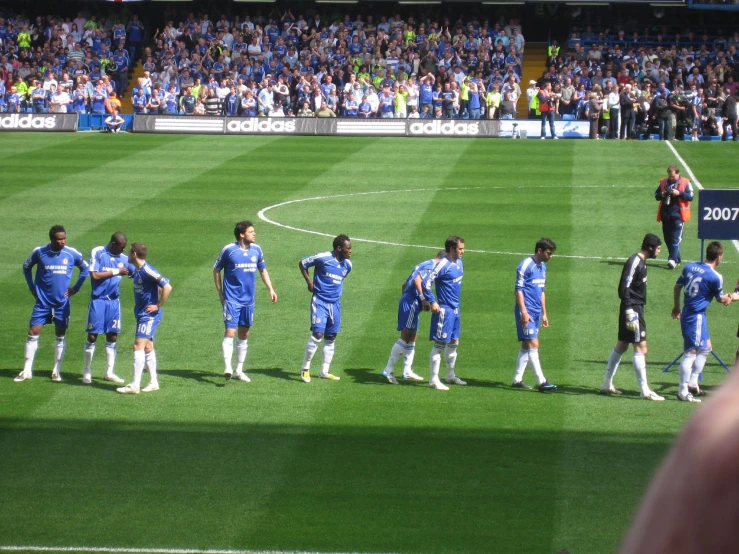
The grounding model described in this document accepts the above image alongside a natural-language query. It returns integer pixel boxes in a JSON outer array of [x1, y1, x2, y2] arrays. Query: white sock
[[321, 339, 335, 375], [83, 341, 96, 372], [690, 350, 709, 387], [53, 336, 66, 374], [105, 342, 117, 375], [302, 336, 322, 370], [444, 343, 458, 380], [679, 353, 695, 396], [514, 348, 529, 383], [23, 335, 39, 374], [145, 350, 158, 386], [132, 350, 145, 388], [222, 336, 234, 373], [401, 342, 416, 376], [602, 348, 625, 389], [235, 339, 248, 373], [633, 353, 650, 395], [429, 343, 444, 382], [528, 348, 546, 385], [383, 339, 406, 373]]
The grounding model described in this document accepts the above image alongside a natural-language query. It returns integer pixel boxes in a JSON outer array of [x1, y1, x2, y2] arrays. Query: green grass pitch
[[0, 134, 738, 554]]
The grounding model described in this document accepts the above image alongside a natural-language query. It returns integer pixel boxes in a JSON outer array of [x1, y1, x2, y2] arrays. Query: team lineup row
[[14, 223, 739, 399]]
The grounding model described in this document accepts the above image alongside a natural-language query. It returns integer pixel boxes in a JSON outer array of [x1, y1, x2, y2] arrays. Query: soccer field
[[0, 134, 738, 554]]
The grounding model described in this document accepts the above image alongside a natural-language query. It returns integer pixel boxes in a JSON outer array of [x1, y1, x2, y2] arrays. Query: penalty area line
[[0, 547, 394, 554], [666, 141, 739, 256]]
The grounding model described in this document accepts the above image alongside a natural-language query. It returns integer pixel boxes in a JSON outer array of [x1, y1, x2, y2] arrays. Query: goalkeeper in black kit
[[599, 234, 665, 401]]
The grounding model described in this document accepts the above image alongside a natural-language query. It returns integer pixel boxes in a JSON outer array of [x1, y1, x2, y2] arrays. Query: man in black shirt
[[721, 88, 738, 141], [600, 234, 665, 401]]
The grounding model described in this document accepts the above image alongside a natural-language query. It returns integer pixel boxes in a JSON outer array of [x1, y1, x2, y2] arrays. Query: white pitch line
[[257, 187, 644, 262], [0, 545, 394, 554], [666, 141, 739, 255]]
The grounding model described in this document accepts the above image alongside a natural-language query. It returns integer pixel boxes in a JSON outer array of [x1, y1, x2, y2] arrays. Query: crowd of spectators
[[124, 9, 526, 119], [0, 9, 142, 114], [532, 24, 739, 139]]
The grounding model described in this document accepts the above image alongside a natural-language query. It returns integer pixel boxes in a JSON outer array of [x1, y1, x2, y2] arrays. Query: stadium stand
[[0, 9, 140, 116], [544, 21, 739, 139]]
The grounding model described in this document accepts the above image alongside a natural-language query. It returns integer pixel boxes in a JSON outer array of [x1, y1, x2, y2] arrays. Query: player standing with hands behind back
[[298, 235, 353, 383], [600, 233, 665, 401]]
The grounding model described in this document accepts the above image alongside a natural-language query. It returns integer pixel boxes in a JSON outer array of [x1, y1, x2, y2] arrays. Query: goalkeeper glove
[[625, 309, 639, 332]]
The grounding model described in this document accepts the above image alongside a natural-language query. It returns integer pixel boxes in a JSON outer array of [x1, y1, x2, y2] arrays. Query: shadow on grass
[[0, 368, 119, 390], [158, 369, 227, 386], [344, 367, 399, 385], [0, 419, 675, 554], [247, 367, 303, 382]]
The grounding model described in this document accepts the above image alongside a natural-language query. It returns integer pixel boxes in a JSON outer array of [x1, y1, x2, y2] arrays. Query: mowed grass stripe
[[230, 138, 475, 553], [0, 134, 246, 284], [0, 133, 88, 165], [0, 137, 376, 422], [0, 139, 391, 550], [0, 134, 189, 204], [0, 136, 281, 374], [549, 141, 696, 553]]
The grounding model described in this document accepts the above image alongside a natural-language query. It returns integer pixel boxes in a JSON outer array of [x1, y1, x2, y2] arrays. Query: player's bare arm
[[259, 268, 278, 303], [413, 274, 431, 311], [213, 268, 224, 305], [298, 261, 314, 293], [146, 283, 172, 313], [91, 267, 129, 280], [672, 284, 683, 320], [541, 292, 549, 327], [515, 290, 531, 325]]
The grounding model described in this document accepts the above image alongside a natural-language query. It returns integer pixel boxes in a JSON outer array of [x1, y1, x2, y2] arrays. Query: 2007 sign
[[702, 207, 739, 221]]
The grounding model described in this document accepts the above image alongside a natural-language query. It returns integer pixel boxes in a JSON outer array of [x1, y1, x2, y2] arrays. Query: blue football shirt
[[300, 251, 352, 303], [426, 257, 463, 308], [213, 242, 267, 306], [677, 262, 724, 314], [402, 258, 438, 303], [23, 245, 89, 308], [132, 263, 170, 317], [515, 256, 547, 314], [89, 245, 132, 299]]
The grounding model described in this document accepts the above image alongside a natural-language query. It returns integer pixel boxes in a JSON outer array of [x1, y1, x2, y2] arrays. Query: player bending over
[[381, 251, 444, 384]]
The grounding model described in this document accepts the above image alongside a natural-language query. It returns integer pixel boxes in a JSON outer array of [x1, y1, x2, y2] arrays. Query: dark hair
[[706, 241, 724, 262], [110, 231, 127, 245], [667, 164, 679, 174], [535, 238, 557, 253], [49, 224, 65, 240], [444, 235, 464, 253], [333, 234, 351, 250], [234, 220, 254, 239], [130, 242, 148, 259], [641, 233, 662, 251]]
